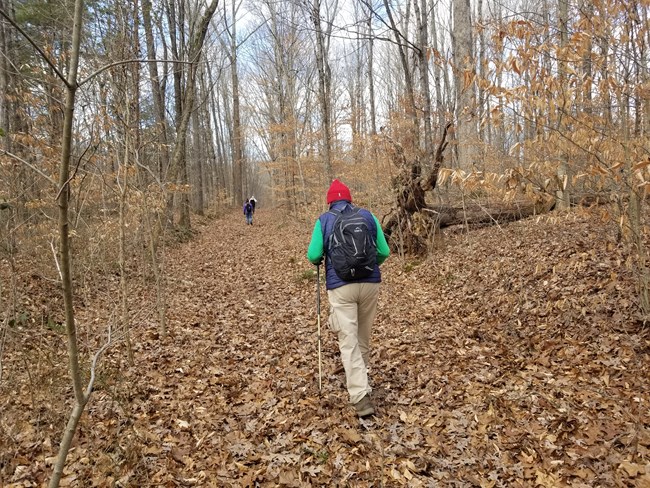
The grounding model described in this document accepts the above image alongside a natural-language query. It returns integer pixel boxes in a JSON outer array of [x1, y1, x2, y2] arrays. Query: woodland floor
[[1, 206, 650, 487]]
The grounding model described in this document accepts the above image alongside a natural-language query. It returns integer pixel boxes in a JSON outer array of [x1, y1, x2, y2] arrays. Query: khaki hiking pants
[[327, 282, 380, 405]]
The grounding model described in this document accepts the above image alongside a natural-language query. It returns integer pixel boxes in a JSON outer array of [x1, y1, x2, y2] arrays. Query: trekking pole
[[316, 264, 323, 392]]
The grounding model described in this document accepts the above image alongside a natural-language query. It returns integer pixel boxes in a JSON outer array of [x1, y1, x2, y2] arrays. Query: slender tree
[[555, 0, 570, 208], [224, 0, 245, 203], [311, 0, 334, 180], [0, 0, 10, 147], [142, 0, 170, 179], [49, 0, 108, 484], [452, 0, 477, 169]]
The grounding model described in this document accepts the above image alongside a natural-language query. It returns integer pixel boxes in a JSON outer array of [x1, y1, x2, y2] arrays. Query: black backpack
[[327, 206, 377, 281]]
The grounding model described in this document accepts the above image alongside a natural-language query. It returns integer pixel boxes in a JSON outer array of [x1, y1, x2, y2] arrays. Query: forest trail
[[3, 207, 650, 487]]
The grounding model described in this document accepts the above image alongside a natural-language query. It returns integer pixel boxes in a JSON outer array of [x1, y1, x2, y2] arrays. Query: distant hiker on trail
[[306, 179, 390, 417], [249, 196, 257, 213], [243, 199, 254, 225]]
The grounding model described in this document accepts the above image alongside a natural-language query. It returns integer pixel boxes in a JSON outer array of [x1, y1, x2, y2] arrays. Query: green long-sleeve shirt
[[307, 215, 390, 265]]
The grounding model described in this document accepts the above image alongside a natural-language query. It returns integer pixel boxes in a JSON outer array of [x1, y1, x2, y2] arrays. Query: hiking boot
[[354, 394, 375, 417]]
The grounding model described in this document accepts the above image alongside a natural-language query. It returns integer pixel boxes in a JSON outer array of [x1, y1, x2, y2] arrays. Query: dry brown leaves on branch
[[1, 207, 649, 487]]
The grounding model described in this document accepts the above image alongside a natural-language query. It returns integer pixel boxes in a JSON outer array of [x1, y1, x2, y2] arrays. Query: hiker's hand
[[314, 258, 323, 266]]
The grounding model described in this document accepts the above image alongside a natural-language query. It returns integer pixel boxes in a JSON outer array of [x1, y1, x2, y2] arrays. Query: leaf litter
[[1, 207, 649, 487]]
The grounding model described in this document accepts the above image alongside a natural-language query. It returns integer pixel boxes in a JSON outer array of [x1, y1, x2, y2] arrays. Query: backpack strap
[[323, 207, 345, 254], [324, 205, 362, 249]]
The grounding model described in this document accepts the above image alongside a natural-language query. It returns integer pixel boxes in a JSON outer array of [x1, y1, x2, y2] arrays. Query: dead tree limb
[[382, 123, 452, 253], [381, 122, 557, 254]]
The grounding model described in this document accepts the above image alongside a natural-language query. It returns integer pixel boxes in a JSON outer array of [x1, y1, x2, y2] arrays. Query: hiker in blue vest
[[243, 199, 254, 225], [307, 179, 390, 417]]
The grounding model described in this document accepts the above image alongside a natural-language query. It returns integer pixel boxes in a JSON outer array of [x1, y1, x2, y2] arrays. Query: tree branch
[[0, 8, 70, 87], [85, 324, 112, 398], [78, 58, 197, 87], [421, 122, 452, 192], [0, 150, 58, 186]]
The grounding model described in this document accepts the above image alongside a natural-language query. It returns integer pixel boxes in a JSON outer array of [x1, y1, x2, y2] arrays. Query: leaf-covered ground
[[2, 207, 650, 487]]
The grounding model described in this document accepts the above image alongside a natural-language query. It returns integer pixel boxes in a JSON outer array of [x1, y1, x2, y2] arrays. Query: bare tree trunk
[[599, 13, 612, 125], [631, 7, 642, 137], [312, 0, 334, 179], [206, 60, 228, 200], [351, 24, 362, 165], [117, 6, 140, 357], [414, 0, 434, 166], [494, 2, 506, 157], [622, 22, 650, 318], [366, 8, 377, 137], [220, 77, 234, 191], [640, 4, 650, 137], [555, 0, 570, 209], [50, 402, 88, 488], [452, 0, 477, 169], [192, 101, 205, 215], [365, 4, 381, 195], [197, 71, 213, 203], [179, 151, 191, 227], [228, 0, 245, 204], [477, 0, 486, 149], [429, 2, 445, 130], [166, 0, 188, 227], [443, 8, 454, 141], [580, 0, 593, 115], [0, 0, 9, 147], [50, 0, 94, 485], [134, 151, 168, 337], [142, 0, 170, 179], [118, 130, 133, 364], [117, 0, 141, 365]]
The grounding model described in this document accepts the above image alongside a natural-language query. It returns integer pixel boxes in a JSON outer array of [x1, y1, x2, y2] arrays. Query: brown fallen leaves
[[1, 207, 649, 487]]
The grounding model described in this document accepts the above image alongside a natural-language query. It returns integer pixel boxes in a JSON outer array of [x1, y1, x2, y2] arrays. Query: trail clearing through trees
[[2, 208, 650, 487]]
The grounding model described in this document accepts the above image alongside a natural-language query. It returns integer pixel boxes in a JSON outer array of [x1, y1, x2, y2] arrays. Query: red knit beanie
[[326, 179, 352, 204]]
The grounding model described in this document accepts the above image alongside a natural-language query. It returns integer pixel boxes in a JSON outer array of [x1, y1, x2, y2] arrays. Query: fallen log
[[426, 199, 556, 229], [382, 198, 555, 253]]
